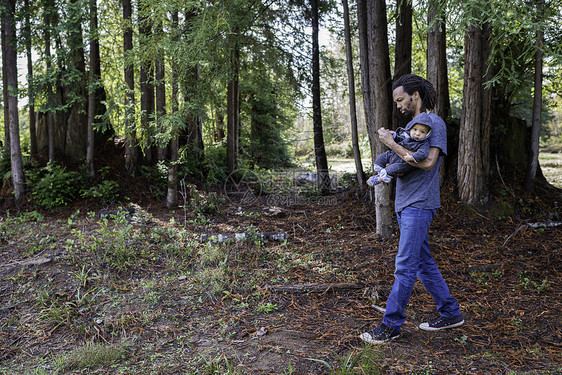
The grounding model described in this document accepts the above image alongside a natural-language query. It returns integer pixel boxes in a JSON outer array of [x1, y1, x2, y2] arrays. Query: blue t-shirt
[[394, 112, 447, 213]]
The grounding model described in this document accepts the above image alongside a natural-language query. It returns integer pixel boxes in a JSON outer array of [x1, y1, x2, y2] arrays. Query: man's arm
[[377, 128, 439, 171]]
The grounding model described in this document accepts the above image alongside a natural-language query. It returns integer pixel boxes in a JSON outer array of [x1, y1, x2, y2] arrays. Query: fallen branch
[[266, 282, 365, 294], [503, 221, 562, 246], [201, 231, 287, 243], [527, 220, 562, 228]]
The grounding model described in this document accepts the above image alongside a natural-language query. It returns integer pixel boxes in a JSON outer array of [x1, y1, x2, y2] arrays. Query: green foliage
[[80, 180, 120, 204], [201, 143, 228, 185], [66, 211, 195, 271], [141, 162, 168, 199], [309, 346, 384, 374], [55, 342, 127, 371], [0, 149, 11, 180], [26, 162, 85, 209]]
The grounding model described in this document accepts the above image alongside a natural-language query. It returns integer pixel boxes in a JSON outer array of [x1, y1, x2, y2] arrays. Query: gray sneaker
[[419, 314, 464, 331], [359, 323, 400, 344]]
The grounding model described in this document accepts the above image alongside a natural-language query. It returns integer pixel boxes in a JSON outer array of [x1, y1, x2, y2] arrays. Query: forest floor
[[0, 150, 561, 374]]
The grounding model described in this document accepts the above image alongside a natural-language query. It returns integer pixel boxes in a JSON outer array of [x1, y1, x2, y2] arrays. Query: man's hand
[[377, 128, 395, 148], [403, 154, 415, 163]]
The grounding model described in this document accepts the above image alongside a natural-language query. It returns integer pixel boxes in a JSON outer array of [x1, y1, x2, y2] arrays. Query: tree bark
[[356, 0, 375, 159], [167, 11, 180, 209], [1, 20, 9, 153], [123, 0, 137, 175], [139, 12, 155, 165], [24, 0, 37, 156], [2, 0, 25, 201], [427, 0, 450, 122], [227, 34, 240, 175], [342, 0, 365, 188], [155, 21, 167, 162], [64, 0, 89, 161], [458, 23, 492, 205], [311, 0, 331, 194], [524, 28, 544, 193], [369, 0, 394, 237], [427, 0, 450, 186], [86, 0, 99, 178], [43, 1, 56, 161], [392, 0, 412, 131]]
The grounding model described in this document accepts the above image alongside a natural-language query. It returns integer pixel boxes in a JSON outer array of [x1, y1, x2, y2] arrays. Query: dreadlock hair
[[392, 74, 437, 112]]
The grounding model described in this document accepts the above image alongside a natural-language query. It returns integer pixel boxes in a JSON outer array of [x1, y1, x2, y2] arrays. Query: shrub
[[27, 162, 85, 209]]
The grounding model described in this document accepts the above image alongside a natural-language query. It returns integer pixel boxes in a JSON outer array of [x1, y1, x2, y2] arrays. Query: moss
[[490, 200, 515, 219]]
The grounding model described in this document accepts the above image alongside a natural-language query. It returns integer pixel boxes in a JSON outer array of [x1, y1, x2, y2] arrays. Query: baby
[[367, 112, 432, 186]]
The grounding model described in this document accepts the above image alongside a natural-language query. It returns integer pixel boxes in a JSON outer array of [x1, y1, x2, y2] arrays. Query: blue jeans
[[382, 207, 461, 330]]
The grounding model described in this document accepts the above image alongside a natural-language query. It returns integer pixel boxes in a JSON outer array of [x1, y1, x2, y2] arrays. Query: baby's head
[[410, 123, 431, 140]]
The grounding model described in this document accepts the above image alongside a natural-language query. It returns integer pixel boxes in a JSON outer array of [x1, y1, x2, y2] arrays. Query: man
[[360, 74, 464, 344]]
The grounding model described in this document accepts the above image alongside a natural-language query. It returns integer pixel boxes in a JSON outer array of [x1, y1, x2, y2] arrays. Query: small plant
[[309, 346, 384, 375], [80, 180, 120, 203], [256, 302, 277, 313], [189, 213, 210, 226], [55, 342, 126, 371], [454, 335, 469, 344]]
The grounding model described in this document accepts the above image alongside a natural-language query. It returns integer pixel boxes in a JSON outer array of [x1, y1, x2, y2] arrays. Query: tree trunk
[[427, 0, 450, 122], [2, 0, 25, 201], [43, 1, 56, 161], [167, 11, 180, 209], [356, 0, 375, 160], [524, 28, 543, 193], [458, 23, 492, 205], [155, 59, 167, 161], [392, 0, 412, 131], [24, 0, 37, 156], [86, 0, 99, 178], [1, 21, 9, 153], [369, 0, 394, 237], [342, 0, 365, 188], [139, 13, 155, 165], [311, 0, 330, 194], [123, 0, 137, 175], [155, 20, 167, 162], [64, 0, 89, 161], [427, 0, 450, 186], [227, 34, 240, 175]]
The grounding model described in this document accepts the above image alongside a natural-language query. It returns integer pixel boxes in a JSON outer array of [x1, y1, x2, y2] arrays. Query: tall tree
[[226, 32, 240, 175], [2, 0, 25, 201], [24, 0, 37, 156], [64, 0, 89, 160], [370, 0, 394, 237], [166, 11, 179, 209], [86, 0, 99, 178], [357, 0, 394, 236], [155, 20, 167, 162], [458, 20, 492, 204], [524, 17, 544, 193], [43, 0, 56, 161], [123, 0, 137, 175], [311, 0, 330, 194], [139, 8, 155, 164], [427, 0, 450, 121], [1, 13, 9, 153], [342, 0, 365, 188], [427, 0, 449, 186], [392, 0, 412, 130]]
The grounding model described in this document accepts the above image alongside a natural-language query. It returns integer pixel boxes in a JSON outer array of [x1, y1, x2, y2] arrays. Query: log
[[201, 231, 287, 243], [527, 220, 562, 228]]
